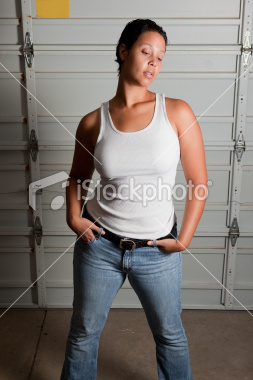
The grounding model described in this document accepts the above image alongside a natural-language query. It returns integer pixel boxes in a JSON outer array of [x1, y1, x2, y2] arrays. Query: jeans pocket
[[76, 235, 97, 245], [76, 227, 104, 245]]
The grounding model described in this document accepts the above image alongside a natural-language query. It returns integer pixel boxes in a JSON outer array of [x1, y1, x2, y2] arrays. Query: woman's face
[[120, 31, 166, 86]]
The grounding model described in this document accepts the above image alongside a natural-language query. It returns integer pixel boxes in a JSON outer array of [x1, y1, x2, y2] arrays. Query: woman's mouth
[[143, 71, 154, 78]]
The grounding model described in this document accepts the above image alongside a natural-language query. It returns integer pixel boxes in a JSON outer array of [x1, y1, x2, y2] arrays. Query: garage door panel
[[176, 210, 228, 228], [0, 192, 28, 207], [35, 75, 235, 117], [205, 170, 230, 203], [39, 150, 73, 166], [161, 54, 237, 73], [237, 237, 253, 249], [112, 288, 142, 308], [0, 251, 35, 282], [0, 55, 22, 73], [1, 0, 252, 310], [35, 76, 117, 116], [156, 78, 235, 116], [0, 171, 30, 202], [245, 121, 253, 139], [32, 21, 239, 45], [242, 149, 253, 165], [0, 150, 27, 165], [205, 151, 231, 165], [44, 252, 73, 282], [43, 236, 77, 249], [201, 122, 233, 141], [246, 78, 253, 115], [45, 287, 73, 307], [0, 235, 33, 249], [0, 23, 22, 45], [0, 287, 37, 306], [0, 210, 32, 227], [42, 209, 69, 228], [37, 120, 78, 142], [239, 211, 253, 228], [0, 0, 21, 18], [30, 0, 241, 19], [0, 122, 28, 141], [235, 254, 253, 284], [182, 253, 224, 284], [188, 237, 226, 248], [233, 290, 253, 308], [181, 289, 223, 308], [241, 170, 253, 203], [176, 170, 230, 204], [0, 78, 27, 115], [35, 53, 237, 74]]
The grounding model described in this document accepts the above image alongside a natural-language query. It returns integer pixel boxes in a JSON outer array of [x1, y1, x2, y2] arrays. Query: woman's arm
[[175, 100, 208, 249], [66, 114, 95, 226], [65, 111, 106, 241], [148, 99, 207, 252]]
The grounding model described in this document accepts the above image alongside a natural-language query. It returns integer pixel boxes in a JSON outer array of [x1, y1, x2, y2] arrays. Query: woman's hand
[[147, 238, 184, 253], [68, 216, 105, 243]]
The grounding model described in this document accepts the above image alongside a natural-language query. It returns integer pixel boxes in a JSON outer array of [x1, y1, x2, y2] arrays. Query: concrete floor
[[0, 309, 252, 380]]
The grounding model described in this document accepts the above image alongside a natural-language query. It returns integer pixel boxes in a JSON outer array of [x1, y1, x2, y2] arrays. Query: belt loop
[[96, 227, 103, 240]]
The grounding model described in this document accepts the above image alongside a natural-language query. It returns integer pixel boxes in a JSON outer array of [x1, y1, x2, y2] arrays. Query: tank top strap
[[95, 102, 106, 146]]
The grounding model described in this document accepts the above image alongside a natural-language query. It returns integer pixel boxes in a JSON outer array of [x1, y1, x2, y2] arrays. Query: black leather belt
[[82, 205, 178, 251]]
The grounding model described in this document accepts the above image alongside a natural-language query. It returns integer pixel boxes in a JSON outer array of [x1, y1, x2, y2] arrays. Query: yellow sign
[[36, 0, 69, 17]]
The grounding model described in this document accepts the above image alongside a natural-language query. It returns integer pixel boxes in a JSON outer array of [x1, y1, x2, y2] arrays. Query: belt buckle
[[119, 238, 136, 250]]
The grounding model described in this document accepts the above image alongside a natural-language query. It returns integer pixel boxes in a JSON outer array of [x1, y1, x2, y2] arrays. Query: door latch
[[33, 216, 43, 246], [241, 31, 253, 67], [235, 132, 246, 162], [229, 217, 240, 247]]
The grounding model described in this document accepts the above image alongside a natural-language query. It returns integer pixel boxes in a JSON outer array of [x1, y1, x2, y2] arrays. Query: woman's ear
[[119, 44, 129, 62]]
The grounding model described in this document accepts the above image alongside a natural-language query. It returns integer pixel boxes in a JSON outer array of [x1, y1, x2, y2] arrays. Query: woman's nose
[[149, 60, 157, 67]]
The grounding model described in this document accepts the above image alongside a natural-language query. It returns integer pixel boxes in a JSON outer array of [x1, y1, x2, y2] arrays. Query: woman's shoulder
[[164, 96, 196, 137], [81, 106, 100, 129], [164, 96, 189, 110], [78, 107, 101, 149]]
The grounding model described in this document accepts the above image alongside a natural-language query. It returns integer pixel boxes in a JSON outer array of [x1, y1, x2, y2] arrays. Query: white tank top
[[85, 92, 180, 239]]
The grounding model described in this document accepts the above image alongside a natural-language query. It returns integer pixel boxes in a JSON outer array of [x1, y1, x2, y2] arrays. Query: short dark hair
[[114, 19, 168, 77]]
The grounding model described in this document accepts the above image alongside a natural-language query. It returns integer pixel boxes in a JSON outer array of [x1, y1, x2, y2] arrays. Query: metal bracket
[[229, 217, 240, 247], [241, 31, 253, 67], [28, 129, 38, 162], [235, 132, 246, 162], [22, 32, 34, 68], [33, 216, 43, 246]]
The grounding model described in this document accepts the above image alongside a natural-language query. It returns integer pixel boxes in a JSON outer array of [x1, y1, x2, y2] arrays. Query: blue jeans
[[60, 227, 194, 380]]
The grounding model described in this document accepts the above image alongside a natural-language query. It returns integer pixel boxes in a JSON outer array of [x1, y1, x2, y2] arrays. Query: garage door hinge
[[241, 31, 253, 67], [33, 216, 43, 246], [28, 129, 38, 162], [235, 132, 245, 162], [22, 32, 34, 68], [229, 217, 240, 247]]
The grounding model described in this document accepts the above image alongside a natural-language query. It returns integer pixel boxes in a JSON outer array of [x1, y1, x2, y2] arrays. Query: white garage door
[[0, 0, 252, 311]]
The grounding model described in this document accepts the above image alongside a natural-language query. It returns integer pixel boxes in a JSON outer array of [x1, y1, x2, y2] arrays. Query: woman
[[60, 19, 207, 380]]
